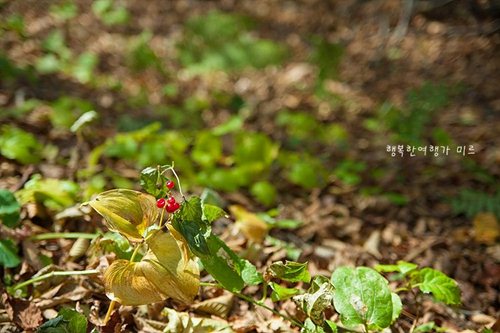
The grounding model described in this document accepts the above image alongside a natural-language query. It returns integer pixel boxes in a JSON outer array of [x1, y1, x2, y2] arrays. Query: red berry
[[167, 196, 176, 204], [166, 180, 175, 189], [166, 201, 180, 213], [156, 198, 166, 208]]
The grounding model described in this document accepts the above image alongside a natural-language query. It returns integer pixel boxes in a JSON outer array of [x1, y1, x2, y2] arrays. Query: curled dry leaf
[[229, 205, 268, 243], [104, 230, 199, 306], [87, 189, 159, 242]]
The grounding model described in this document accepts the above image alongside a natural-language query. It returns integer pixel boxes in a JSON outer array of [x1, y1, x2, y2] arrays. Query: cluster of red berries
[[156, 180, 180, 213]]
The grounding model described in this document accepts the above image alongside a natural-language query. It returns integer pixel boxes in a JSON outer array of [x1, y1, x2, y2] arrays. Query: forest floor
[[0, 0, 499, 332]]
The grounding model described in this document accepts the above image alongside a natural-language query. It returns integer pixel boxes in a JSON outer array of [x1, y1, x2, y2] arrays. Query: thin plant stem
[[12, 269, 99, 290], [259, 281, 268, 303], [30, 233, 99, 241], [103, 300, 116, 324], [167, 163, 185, 199], [129, 242, 142, 262], [158, 204, 167, 229]]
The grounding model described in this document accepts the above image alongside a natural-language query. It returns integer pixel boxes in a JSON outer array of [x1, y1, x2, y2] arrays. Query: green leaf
[[331, 266, 393, 330], [177, 11, 286, 73], [234, 132, 278, 170], [202, 204, 226, 223], [414, 321, 447, 332], [50, 2, 78, 21], [250, 181, 277, 207], [301, 318, 324, 333], [391, 293, 402, 323], [191, 131, 222, 168], [211, 115, 243, 135], [139, 165, 171, 198], [38, 308, 87, 333], [260, 214, 303, 230], [0, 125, 42, 164], [36, 54, 61, 74], [99, 232, 134, 260], [287, 158, 327, 189], [294, 276, 334, 325], [16, 175, 80, 211], [49, 96, 94, 129], [0, 239, 21, 268], [0, 189, 21, 228], [197, 234, 263, 291], [238, 258, 263, 286], [199, 235, 244, 292], [311, 38, 344, 82], [375, 260, 418, 276], [415, 268, 461, 305], [173, 220, 210, 257], [177, 196, 203, 223], [200, 188, 225, 207], [60, 308, 87, 333], [72, 52, 98, 83], [324, 320, 338, 333], [172, 197, 211, 256], [172, 197, 262, 290], [269, 261, 311, 283], [38, 315, 65, 332], [269, 282, 300, 301]]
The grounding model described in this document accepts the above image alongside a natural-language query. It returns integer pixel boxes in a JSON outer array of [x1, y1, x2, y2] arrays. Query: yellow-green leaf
[[87, 189, 159, 242], [103, 230, 199, 305]]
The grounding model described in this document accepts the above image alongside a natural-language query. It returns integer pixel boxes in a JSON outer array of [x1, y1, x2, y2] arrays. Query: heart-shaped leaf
[[331, 266, 394, 330], [87, 189, 159, 242], [104, 230, 199, 305]]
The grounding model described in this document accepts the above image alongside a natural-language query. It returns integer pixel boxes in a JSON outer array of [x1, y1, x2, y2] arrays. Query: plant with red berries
[[9, 164, 462, 332]]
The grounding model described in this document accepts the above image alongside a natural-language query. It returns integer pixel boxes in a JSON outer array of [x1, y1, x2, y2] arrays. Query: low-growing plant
[[177, 10, 287, 73], [6, 165, 463, 332], [0, 125, 43, 164]]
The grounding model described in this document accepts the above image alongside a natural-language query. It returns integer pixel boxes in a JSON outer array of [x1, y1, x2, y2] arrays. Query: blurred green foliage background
[[0, 0, 498, 215]]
